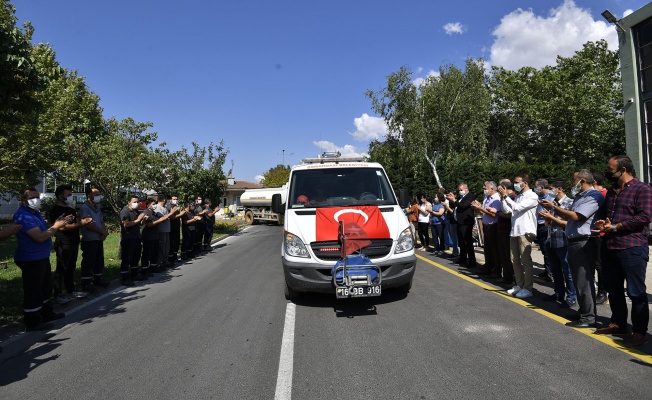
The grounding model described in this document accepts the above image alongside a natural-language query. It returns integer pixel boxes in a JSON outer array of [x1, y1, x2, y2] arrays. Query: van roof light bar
[[300, 152, 367, 164]]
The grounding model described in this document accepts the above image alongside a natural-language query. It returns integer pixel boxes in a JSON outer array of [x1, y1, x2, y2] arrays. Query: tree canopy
[[260, 164, 290, 188]]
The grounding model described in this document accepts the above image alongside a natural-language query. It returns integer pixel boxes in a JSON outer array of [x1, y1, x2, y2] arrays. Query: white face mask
[[66, 195, 75, 206], [131, 202, 139, 210], [93, 196, 101, 203], [571, 181, 582, 196], [514, 183, 523, 193], [27, 197, 41, 210], [483, 189, 489, 197], [459, 191, 466, 197], [171, 200, 178, 205], [196, 199, 202, 205]]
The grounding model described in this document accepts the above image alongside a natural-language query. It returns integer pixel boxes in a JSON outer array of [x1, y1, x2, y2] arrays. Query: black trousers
[[141, 239, 159, 271], [182, 229, 195, 258], [81, 240, 104, 287], [16, 258, 53, 314], [457, 223, 476, 266], [121, 238, 141, 279], [54, 239, 79, 294], [194, 221, 205, 252], [169, 223, 181, 261], [203, 222, 214, 246]]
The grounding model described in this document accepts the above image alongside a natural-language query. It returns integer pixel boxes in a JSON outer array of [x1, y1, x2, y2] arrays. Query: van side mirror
[[399, 189, 409, 209], [272, 193, 284, 214]]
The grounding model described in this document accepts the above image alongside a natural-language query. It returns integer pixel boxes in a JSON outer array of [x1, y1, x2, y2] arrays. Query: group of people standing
[[5, 186, 220, 331], [408, 154, 651, 348]]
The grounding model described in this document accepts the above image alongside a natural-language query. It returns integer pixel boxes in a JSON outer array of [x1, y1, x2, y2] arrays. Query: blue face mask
[[514, 183, 523, 193]]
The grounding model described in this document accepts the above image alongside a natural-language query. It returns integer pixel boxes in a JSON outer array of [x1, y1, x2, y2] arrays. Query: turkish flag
[[316, 206, 390, 254]]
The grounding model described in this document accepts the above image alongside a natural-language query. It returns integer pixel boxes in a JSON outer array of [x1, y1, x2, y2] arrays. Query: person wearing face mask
[[119, 195, 149, 286], [446, 183, 477, 268], [201, 198, 220, 251], [496, 179, 515, 283], [193, 196, 208, 254], [13, 188, 73, 331], [155, 194, 179, 270], [548, 170, 603, 329], [79, 187, 110, 292], [590, 171, 609, 305], [167, 195, 186, 264], [539, 181, 576, 308], [534, 179, 554, 282], [140, 198, 161, 275], [49, 185, 92, 304], [416, 195, 432, 251], [429, 193, 446, 256], [472, 181, 501, 276], [498, 174, 538, 299], [593, 155, 652, 347]]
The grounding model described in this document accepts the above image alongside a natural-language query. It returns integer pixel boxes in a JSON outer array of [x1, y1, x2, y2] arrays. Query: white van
[[272, 152, 416, 299]]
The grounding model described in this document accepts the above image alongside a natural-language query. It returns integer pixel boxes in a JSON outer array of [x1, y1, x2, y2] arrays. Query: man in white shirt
[[498, 174, 539, 299]]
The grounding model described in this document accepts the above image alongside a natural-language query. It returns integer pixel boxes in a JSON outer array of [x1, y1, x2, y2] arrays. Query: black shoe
[[93, 279, 110, 288], [537, 271, 549, 278], [560, 299, 576, 309], [121, 279, 135, 287], [596, 292, 608, 305], [565, 313, 581, 321], [543, 294, 561, 302], [42, 311, 65, 322], [565, 320, 595, 328], [25, 322, 54, 332]]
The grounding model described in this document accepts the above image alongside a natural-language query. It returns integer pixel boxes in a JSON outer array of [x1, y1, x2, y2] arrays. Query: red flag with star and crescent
[[316, 206, 390, 255]]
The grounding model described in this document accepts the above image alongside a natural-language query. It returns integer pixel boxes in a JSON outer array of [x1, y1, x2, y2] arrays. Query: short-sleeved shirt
[[429, 203, 445, 225], [418, 202, 431, 223], [13, 205, 51, 262], [141, 208, 160, 241], [193, 204, 205, 225], [120, 206, 141, 239], [565, 188, 603, 239], [182, 210, 196, 231], [49, 204, 79, 244], [482, 193, 501, 225], [167, 203, 181, 229], [153, 204, 170, 233], [536, 192, 555, 224], [79, 201, 104, 241], [204, 205, 216, 225]]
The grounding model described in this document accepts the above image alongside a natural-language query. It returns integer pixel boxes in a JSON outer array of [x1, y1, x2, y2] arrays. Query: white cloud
[[489, 0, 619, 70], [313, 141, 368, 158], [413, 69, 440, 87], [623, 9, 634, 18], [350, 113, 388, 141], [255, 174, 264, 183], [443, 22, 466, 35]]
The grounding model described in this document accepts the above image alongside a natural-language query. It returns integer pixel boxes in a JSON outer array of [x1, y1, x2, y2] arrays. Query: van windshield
[[288, 167, 397, 208]]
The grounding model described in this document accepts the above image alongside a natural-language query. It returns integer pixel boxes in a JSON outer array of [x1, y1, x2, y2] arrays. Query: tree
[[0, 1, 43, 192], [167, 141, 228, 204], [366, 59, 491, 190], [260, 164, 290, 187]]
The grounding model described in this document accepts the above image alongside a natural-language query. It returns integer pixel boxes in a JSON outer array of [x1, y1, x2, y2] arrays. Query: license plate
[[336, 285, 382, 299]]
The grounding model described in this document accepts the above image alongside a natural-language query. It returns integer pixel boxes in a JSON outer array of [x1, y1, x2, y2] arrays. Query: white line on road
[[274, 303, 296, 400]]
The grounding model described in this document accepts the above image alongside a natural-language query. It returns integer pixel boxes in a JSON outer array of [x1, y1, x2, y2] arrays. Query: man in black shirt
[[202, 198, 220, 251], [167, 195, 186, 264], [49, 185, 91, 302], [120, 196, 148, 286]]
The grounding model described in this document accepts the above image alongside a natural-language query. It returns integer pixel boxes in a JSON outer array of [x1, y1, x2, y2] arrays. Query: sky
[[11, 0, 649, 184]]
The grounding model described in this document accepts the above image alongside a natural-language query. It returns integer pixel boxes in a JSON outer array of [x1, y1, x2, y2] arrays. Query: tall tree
[[260, 164, 290, 187], [168, 141, 229, 203]]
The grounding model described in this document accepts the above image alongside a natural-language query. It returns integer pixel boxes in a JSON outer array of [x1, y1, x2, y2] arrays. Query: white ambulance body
[[272, 153, 416, 299]]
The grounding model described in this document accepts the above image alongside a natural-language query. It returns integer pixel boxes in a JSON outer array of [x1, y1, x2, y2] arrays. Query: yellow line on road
[[416, 253, 652, 365]]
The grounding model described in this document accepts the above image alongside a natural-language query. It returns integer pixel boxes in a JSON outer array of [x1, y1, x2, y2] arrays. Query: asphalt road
[[1, 225, 651, 399]]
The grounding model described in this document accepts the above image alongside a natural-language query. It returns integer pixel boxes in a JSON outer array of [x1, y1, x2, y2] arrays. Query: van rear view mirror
[[399, 189, 409, 209], [272, 193, 284, 214]]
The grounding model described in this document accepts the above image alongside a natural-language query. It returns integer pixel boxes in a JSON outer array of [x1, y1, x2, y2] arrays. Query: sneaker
[[560, 298, 577, 308], [71, 291, 88, 299], [515, 288, 533, 299], [596, 292, 608, 305], [55, 293, 71, 304], [623, 333, 648, 348], [594, 323, 628, 335], [507, 286, 522, 296]]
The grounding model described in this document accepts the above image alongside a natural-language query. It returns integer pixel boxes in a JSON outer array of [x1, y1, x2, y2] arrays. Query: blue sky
[[12, 0, 648, 183]]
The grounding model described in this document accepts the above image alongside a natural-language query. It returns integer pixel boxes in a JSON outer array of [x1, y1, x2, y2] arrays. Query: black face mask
[[604, 169, 622, 183]]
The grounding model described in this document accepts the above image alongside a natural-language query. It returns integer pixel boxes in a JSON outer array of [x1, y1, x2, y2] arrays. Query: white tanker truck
[[240, 186, 287, 225]]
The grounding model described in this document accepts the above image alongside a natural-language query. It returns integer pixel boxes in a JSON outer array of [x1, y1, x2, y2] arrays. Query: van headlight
[[284, 231, 311, 258], [395, 227, 414, 253]]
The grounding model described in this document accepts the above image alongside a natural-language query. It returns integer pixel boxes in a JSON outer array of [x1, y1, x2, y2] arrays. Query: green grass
[[0, 222, 242, 325]]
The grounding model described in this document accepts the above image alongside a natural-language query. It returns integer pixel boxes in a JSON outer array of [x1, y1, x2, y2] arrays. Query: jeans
[[601, 244, 649, 334], [430, 223, 444, 251], [545, 241, 576, 302], [448, 222, 459, 256]]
